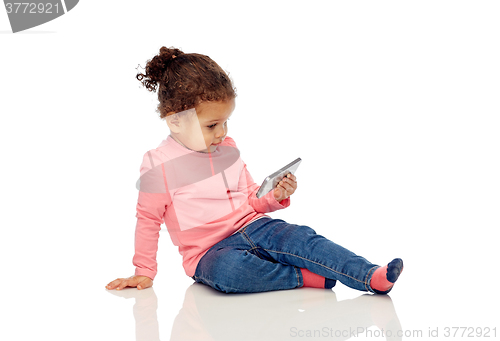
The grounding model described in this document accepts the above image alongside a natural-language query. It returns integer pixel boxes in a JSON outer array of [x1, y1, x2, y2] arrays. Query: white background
[[1, 1, 499, 340]]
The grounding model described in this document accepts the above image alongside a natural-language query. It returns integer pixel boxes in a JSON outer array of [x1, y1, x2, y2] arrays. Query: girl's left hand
[[274, 173, 297, 202]]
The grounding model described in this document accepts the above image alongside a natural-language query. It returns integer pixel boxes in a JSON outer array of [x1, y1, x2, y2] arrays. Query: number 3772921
[[5, 3, 62, 14]]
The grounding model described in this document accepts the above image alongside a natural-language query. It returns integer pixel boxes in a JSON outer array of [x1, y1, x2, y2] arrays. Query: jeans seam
[[264, 248, 367, 285], [294, 266, 301, 287], [240, 231, 258, 250], [239, 232, 268, 259], [364, 265, 379, 293]]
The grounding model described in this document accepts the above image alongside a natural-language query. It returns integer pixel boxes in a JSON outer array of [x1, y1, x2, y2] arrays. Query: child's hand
[[105, 275, 153, 291], [274, 173, 297, 202]]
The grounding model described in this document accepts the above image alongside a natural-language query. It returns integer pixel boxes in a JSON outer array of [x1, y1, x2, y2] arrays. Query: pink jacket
[[132, 135, 290, 280]]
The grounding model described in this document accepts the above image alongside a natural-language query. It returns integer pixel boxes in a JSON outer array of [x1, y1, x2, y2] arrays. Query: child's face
[[168, 98, 235, 153]]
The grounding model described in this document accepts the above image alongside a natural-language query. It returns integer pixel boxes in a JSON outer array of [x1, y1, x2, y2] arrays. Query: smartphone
[[256, 157, 302, 198]]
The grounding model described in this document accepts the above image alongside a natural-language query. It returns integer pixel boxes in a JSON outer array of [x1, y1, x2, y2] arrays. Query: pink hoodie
[[132, 135, 290, 280]]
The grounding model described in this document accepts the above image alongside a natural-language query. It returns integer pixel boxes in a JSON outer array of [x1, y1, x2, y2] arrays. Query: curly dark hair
[[136, 46, 237, 119]]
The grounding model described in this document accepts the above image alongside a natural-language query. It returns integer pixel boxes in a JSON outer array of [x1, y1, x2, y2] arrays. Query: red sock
[[370, 266, 393, 292], [301, 268, 326, 288], [369, 258, 404, 294]]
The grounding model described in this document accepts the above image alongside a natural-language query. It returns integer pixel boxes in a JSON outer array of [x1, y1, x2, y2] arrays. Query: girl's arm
[[106, 150, 171, 290], [132, 190, 169, 280], [132, 150, 172, 281]]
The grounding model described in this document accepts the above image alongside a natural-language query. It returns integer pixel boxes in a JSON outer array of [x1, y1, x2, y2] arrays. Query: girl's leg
[[193, 227, 334, 293], [194, 246, 301, 293], [241, 217, 401, 293]]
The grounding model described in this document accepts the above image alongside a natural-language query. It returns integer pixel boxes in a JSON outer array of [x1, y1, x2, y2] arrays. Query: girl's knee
[[286, 223, 319, 241]]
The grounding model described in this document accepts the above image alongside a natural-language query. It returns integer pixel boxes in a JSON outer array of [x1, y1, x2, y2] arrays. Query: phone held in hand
[[256, 157, 302, 198]]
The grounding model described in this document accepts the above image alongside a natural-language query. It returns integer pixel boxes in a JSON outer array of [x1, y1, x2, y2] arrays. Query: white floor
[[3, 225, 498, 341], [99, 274, 500, 341]]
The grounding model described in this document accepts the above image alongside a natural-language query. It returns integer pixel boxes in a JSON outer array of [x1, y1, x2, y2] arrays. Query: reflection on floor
[[107, 283, 402, 341]]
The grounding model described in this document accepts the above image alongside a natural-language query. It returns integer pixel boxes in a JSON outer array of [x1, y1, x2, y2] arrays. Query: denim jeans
[[193, 217, 380, 293]]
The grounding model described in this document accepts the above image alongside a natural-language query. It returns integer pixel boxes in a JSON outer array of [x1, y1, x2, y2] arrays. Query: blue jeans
[[193, 217, 380, 293]]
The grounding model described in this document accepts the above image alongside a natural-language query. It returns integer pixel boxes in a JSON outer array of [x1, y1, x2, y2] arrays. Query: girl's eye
[[207, 118, 229, 129]]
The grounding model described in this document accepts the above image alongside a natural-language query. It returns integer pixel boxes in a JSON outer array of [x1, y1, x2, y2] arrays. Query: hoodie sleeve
[[132, 150, 172, 281]]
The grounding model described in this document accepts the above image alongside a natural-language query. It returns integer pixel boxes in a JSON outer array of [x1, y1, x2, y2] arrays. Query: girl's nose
[[216, 125, 227, 138]]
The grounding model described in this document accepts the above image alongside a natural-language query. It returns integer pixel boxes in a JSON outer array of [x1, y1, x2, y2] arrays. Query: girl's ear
[[166, 113, 182, 133]]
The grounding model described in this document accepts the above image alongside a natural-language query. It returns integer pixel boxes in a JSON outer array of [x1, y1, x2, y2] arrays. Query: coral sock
[[369, 258, 404, 294], [301, 268, 336, 289], [301, 268, 325, 288]]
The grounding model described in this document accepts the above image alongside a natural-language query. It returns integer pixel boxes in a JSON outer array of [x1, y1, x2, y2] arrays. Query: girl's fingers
[[106, 278, 123, 289], [116, 277, 137, 290], [276, 184, 289, 201], [283, 176, 297, 186], [279, 178, 296, 193], [116, 280, 128, 290], [106, 276, 152, 290], [274, 174, 299, 202], [278, 183, 289, 193]]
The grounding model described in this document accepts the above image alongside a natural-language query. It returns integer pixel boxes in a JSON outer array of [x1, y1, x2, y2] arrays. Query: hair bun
[[136, 46, 185, 92], [159, 46, 184, 63]]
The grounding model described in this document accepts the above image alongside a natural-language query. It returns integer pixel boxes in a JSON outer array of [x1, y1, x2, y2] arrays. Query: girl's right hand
[[105, 275, 153, 290]]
